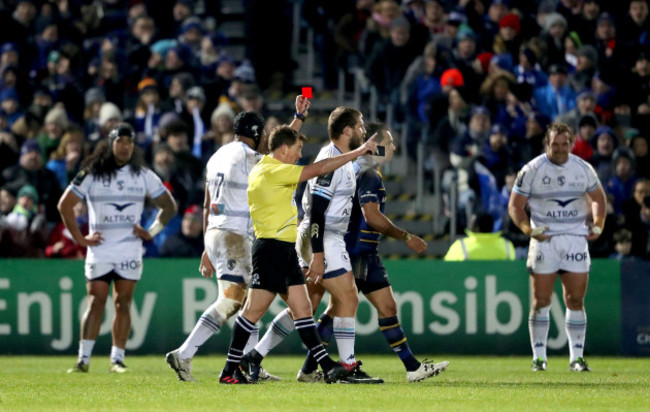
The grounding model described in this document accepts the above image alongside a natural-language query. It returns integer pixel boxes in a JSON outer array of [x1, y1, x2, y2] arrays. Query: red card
[[302, 87, 312, 99]]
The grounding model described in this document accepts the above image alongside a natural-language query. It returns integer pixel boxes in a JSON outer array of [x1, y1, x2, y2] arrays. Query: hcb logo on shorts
[[251, 273, 260, 286], [536, 253, 544, 262], [565, 252, 588, 261], [113, 260, 141, 270], [227, 259, 236, 271], [311, 224, 319, 238]]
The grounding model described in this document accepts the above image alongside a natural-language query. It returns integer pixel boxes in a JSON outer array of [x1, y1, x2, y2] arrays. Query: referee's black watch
[[294, 112, 307, 121]]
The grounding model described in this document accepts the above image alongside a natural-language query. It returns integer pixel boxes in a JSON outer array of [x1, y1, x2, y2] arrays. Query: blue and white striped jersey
[[70, 166, 166, 263], [513, 153, 600, 236], [205, 141, 261, 236], [300, 142, 356, 237]]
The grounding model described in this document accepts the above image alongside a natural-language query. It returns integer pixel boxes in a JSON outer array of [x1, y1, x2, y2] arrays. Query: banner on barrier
[[0, 259, 621, 355]]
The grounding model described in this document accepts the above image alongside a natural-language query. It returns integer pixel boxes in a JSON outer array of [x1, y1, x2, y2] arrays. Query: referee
[[218, 125, 377, 384]]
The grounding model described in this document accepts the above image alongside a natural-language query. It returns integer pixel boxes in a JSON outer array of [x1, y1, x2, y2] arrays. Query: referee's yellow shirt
[[247, 155, 304, 243]]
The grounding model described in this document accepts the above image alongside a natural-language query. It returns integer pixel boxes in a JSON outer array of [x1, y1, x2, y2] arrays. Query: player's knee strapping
[[209, 279, 246, 320]]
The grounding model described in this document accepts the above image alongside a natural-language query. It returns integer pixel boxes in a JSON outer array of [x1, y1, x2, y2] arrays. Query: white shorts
[[204, 228, 252, 285], [296, 227, 351, 279], [526, 234, 590, 274], [85, 259, 143, 281]]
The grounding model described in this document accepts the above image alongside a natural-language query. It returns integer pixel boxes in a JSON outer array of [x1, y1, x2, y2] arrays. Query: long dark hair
[[81, 139, 147, 182]]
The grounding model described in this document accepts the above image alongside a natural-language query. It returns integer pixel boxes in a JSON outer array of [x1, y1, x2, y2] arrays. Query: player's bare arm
[[586, 184, 607, 241], [361, 201, 427, 254], [289, 95, 311, 131], [134, 190, 177, 242], [57, 187, 103, 247], [299, 134, 378, 182], [508, 191, 550, 241]]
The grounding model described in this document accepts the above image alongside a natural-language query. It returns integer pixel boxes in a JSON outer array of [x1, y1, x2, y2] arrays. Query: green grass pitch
[[1, 355, 649, 411]]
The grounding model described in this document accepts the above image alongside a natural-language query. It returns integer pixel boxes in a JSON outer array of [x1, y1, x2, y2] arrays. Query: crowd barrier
[[1, 258, 647, 356]]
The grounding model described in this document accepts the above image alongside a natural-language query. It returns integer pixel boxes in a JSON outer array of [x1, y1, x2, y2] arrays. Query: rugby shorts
[[351, 253, 390, 294], [251, 238, 305, 294], [204, 228, 252, 285], [527, 234, 590, 274], [296, 226, 352, 279]]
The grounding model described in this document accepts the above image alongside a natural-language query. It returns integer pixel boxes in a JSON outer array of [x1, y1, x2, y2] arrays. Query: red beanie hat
[[477, 52, 494, 73], [440, 68, 464, 88], [499, 14, 521, 34]]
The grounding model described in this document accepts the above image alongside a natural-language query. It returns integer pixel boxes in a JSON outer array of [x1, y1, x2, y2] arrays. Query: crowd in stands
[[314, 0, 650, 259], [0, 0, 649, 260]]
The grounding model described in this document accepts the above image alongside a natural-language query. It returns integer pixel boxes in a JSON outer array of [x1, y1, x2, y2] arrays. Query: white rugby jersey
[[205, 141, 261, 236], [300, 142, 356, 237], [70, 166, 166, 263], [513, 153, 600, 236]]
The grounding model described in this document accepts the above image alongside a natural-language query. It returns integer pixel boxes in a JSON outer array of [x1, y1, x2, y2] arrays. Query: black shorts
[[90, 270, 134, 284], [351, 253, 390, 295], [251, 238, 305, 294]]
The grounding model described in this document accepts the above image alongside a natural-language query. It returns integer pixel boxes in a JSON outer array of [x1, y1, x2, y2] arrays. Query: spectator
[[365, 16, 420, 124], [533, 64, 576, 120], [402, 42, 441, 160], [161, 72, 195, 115], [568, 45, 598, 91], [480, 71, 515, 124], [444, 212, 515, 260], [163, 120, 203, 208], [179, 85, 208, 159], [629, 133, 650, 178], [159, 204, 204, 257], [0, 131, 20, 173], [83, 87, 106, 143], [572, 113, 598, 161], [493, 13, 522, 60], [590, 125, 619, 184], [1, 88, 23, 127], [607, 148, 638, 214], [201, 102, 235, 161], [45, 200, 87, 259], [574, 0, 600, 46], [479, 123, 515, 188], [622, 178, 650, 258], [36, 103, 69, 161], [360, 0, 403, 59], [557, 90, 597, 132], [46, 128, 86, 188], [618, 0, 650, 65], [0, 139, 62, 223], [515, 47, 548, 88], [511, 111, 549, 165], [133, 77, 162, 156], [427, 85, 471, 173], [2, 184, 47, 257], [610, 228, 634, 260], [541, 13, 568, 67]]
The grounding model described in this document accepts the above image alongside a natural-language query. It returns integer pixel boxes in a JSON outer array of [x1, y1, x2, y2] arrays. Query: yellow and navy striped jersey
[[247, 155, 303, 242]]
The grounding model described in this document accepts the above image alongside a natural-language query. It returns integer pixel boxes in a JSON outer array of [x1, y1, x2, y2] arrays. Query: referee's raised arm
[[298, 133, 378, 182]]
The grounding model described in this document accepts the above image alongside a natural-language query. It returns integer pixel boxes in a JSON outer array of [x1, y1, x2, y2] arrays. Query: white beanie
[[98, 102, 123, 127], [44, 103, 69, 129], [210, 102, 236, 126]]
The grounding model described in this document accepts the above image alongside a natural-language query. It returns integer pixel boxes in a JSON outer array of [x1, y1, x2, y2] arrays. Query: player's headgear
[[233, 111, 265, 149], [108, 123, 135, 147]]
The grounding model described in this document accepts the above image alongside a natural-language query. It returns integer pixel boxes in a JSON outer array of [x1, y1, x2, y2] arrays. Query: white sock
[[566, 308, 587, 362], [110, 346, 125, 363], [334, 316, 356, 365], [255, 308, 295, 357], [78, 339, 95, 364], [528, 306, 551, 360], [243, 324, 260, 354], [178, 309, 224, 359]]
